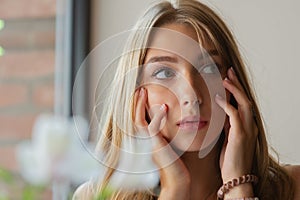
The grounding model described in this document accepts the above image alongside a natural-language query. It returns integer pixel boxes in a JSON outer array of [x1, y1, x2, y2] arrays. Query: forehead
[[145, 24, 217, 65], [155, 23, 199, 42]]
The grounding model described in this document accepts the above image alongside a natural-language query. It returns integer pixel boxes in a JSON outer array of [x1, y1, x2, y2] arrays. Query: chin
[[176, 143, 202, 153], [168, 134, 203, 153]]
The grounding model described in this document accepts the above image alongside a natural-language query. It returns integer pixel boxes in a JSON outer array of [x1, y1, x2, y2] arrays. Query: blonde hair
[[93, 0, 295, 199]]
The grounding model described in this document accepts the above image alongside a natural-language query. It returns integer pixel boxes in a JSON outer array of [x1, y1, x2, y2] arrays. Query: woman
[[74, 0, 299, 199]]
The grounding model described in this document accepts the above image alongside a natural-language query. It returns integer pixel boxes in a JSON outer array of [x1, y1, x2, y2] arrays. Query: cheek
[[145, 85, 178, 116]]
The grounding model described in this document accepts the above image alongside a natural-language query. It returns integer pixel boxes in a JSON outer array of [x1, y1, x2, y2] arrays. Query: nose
[[179, 73, 203, 107], [182, 98, 201, 106]]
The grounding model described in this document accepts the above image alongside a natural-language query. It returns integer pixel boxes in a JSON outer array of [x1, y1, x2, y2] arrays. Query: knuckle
[[230, 108, 239, 117], [235, 134, 245, 144], [236, 131, 249, 143], [231, 86, 238, 93], [134, 119, 147, 127], [135, 124, 147, 133]]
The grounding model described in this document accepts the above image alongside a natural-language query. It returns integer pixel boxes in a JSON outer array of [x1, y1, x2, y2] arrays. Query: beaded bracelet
[[217, 174, 258, 200]]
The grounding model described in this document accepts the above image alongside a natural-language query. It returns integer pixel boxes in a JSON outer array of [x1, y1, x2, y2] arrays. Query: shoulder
[[72, 181, 94, 200], [284, 165, 300, 200]]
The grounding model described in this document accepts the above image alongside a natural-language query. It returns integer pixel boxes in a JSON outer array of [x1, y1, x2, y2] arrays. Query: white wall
[[90, 0, 300, 164]]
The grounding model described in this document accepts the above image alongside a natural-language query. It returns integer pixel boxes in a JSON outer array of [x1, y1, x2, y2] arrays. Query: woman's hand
[[215, 68, 258, 197], [134, 88, 190, 199]]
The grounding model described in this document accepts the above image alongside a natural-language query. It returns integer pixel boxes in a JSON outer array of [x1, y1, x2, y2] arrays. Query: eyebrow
[[146, 56, 178, 64], [145, 49, 220, 64]]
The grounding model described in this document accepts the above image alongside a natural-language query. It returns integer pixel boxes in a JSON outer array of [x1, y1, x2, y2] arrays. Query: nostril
[[183, 99, 201, 106], [183, 101, 189, 106]]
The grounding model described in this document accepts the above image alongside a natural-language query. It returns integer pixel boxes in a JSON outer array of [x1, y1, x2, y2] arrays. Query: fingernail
[[230, 67, 236, 75], [224, 77, 230, 82], [160, 104, 167, 112], [215, 94, 223, 100], [139, 88, 144, 96]]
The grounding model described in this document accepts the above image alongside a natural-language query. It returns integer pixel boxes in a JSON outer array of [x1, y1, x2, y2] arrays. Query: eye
[[200, 64, 219, 74], [152, 67, 176, 79]]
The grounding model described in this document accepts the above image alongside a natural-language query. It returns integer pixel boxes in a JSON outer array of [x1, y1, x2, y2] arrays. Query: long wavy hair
[[91, 0, 295, 199]]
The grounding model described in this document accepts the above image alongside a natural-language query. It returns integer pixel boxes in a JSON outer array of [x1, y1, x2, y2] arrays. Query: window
[[0, 0, 90, 198]]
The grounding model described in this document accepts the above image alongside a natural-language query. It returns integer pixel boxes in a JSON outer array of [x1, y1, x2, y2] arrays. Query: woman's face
[[141, 23, 226, 152]]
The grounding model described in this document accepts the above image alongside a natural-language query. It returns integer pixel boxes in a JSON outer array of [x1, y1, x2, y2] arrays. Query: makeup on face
[[139, 25, 226, 154]]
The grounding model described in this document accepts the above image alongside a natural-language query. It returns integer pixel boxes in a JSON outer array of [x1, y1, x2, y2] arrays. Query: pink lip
[[177, 116, 208, 131]]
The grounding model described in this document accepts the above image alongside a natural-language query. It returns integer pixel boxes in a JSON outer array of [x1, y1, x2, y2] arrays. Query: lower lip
[[177, 121, 208, 131]]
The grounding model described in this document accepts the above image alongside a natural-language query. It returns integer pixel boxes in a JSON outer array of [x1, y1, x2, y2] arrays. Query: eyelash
[[199, 64, 220, 74], [152, 66, 176, 80], [150, 63, 221, 80]]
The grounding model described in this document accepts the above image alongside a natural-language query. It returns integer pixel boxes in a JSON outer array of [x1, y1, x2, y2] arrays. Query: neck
[[180, 144, 222, 200]]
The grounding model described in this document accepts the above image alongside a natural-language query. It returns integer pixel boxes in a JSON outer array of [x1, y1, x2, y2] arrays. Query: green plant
[[93, 186, 114, 200], [0, 167, 13, 184], [0, 167, 46, 200]]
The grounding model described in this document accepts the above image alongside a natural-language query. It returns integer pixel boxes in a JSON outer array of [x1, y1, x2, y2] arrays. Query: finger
[[148, 104, 167, 136], [151, 134, 189, 186], [223, 78, 251, 109], [226, 68, 253, 113], [227, 67, 244, 92], [225, 67, 251, 108], [134, 88, 148, 127], [152, 135, 180, 167], [223, 78, 253, 123], [227, 68, 255, 122], [215, 94, 242, 130]]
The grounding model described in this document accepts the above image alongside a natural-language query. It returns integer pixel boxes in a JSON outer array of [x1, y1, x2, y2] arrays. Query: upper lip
[[176, 116, 207, 125]]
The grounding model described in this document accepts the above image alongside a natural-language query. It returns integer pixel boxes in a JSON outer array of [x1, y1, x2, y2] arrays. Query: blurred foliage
[[0, 168, 13, 184], [93, 186, 114, 200], [0, 167, 46, 200], [22, 185, 45, 200]]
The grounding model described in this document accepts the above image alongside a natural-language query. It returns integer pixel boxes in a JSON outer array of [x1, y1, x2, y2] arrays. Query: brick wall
[[0, 0, 56, 198]]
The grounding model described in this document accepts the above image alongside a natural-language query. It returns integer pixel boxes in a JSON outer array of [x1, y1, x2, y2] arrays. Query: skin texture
[[141, 23, 224, 152], [134, 23, 258, 199], [142, 49, 212, 151]]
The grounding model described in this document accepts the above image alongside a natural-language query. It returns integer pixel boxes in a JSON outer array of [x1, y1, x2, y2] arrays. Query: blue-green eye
[[200, 64, 219, 74], [152, 67, 176, 79]]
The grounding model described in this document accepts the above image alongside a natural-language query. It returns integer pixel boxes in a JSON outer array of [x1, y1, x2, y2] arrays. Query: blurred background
[[0, 0, 56, 199], [0, 0, 299, 199]]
